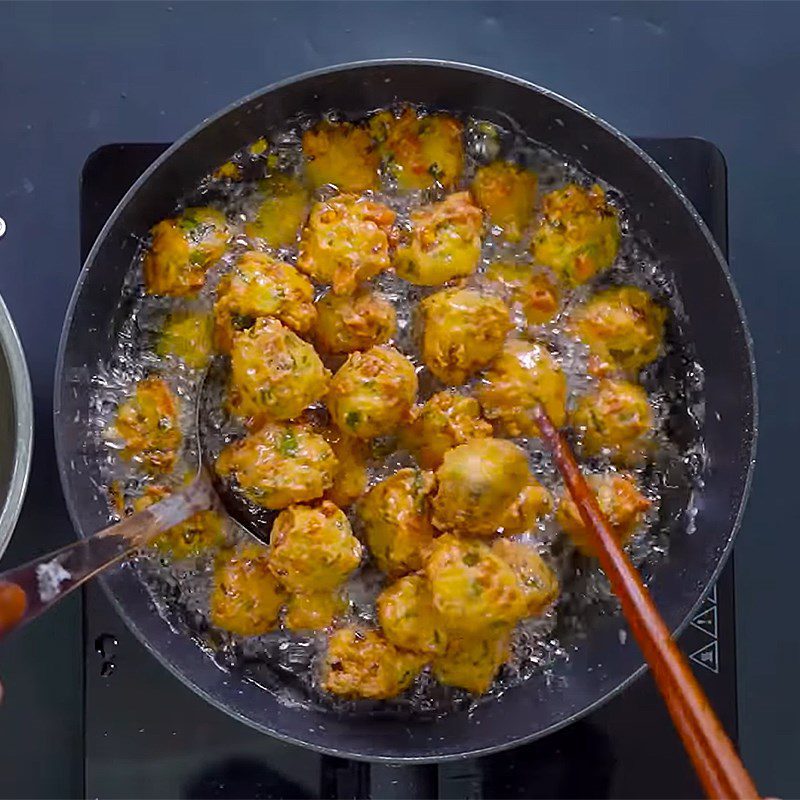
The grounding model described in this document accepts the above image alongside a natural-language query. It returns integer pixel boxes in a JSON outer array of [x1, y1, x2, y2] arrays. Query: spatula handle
[[0, 478, 214, 639]]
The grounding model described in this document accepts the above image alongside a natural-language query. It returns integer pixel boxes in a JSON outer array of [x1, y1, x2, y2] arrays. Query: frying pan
[[53, 60, 756, 762]]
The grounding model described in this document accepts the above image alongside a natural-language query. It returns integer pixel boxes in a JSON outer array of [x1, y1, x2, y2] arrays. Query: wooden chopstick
[[533, 405, 759, 800]]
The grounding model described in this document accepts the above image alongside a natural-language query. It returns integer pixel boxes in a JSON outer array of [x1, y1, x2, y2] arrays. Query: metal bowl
[[0, 293, 33, 559]]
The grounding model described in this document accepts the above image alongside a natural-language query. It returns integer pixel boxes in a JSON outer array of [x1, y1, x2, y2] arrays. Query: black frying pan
[[53, 60, 756, 762]]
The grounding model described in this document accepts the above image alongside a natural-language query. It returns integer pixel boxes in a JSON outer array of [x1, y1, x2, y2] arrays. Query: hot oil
[[87, 107, 705, 718]]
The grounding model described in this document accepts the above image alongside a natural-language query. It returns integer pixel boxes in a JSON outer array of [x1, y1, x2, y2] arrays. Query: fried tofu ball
[[228, 317, 330, 424], [402, 391, 492, 470], [569, 286, 667, 374], [284, 590, 346, 631], [302, 120, 380, 192], [324, 431, 370, 508], [133, 485, 224, 559], [487, 261, 561, 326], [472, 161, 538, 242], [268, 501, 362, 592], [216, 422, 337, 510], [298, 195, 396, 295], [143, 207, 229, 296], [420, 288, 511, 384], [571, 378, 654, 464], [491, 539, 559, 616], [322, 627, 426, 700], [377, 574, 448, 656], [327, 345, 418, 439], [531, 184, 620, 285], [210, 543, 287, 636], [157, 310, 213, 370], [425, 534, 527, 634], [498, 479, 553, 536], [371, 108, 464, 190], [314, 290, 396, 354], [244, 174, 309, 248], [432, 629, 512, 694], [358, 468, 436, 577], [214, 251, 316, 352], [113, 377, 181, 473], [477, 340, 567, 438], [432, 438, 531, 536], [394, 192, 483, 286], [556, 472, 651, 556]]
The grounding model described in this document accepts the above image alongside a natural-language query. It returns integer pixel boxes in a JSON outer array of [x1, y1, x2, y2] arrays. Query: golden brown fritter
[[322, 627, 426, 699], [431, 438, 531, 536], [486, 261, 561, 326], [297, 195, 396, 295], [157, 311, 214, 370], [476, 340, 567, 437], [212, 138, 269, 182], [402, 391, 493, 470], [394, 192, 483, 286], [432, 629, 512, 694], [210, 543, 287, 637], [556, 472, 651, 556], [569, 286, 667, 375], [302, 120, 380, 192], [571, 378, 654, 464], [284, 590, 346, 632], [497, 479, 553, 536], [213, 251, 316, 352], [377, 574, 448, 656], [491, 539, 559, 616], [472, 161, 538, 242], [329, 442, 369, 513], [358, 467, 436, 577], [113, 377, 181, 474], [425, 534, 527, 634], [531, 184, 620, 285], [268, 501, 362, 592], [133, 484, 224, 559], [216, 422, 337, 510], [327, 345, 418, 439], [314, 290, 396, 354], [244, 174, 309, 248], [227, 317, 330, 424], [370, 107, 463, 190], [143, 207, 229, 296], [420, 288, 511, 384]]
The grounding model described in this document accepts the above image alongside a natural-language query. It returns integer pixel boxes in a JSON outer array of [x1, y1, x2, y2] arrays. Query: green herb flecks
[[278, 429, 299, 457]]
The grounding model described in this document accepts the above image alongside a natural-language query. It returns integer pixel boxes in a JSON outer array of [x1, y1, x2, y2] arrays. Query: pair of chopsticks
[[533, 406, 757, 799]]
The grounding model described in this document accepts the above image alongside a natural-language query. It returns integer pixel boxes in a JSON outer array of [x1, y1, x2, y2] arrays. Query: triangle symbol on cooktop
[[690, 605, 718, 638], [689, 640, 719, 674]]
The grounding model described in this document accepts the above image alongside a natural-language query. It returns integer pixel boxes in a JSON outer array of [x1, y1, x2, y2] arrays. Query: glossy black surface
[[81, 137, 735, 797]]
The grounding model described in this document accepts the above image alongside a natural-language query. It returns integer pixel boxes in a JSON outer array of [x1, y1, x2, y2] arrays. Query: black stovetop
[[80, 138, 732, 800]]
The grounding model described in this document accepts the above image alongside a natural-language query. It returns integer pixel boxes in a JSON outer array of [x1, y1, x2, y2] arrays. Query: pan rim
[[54, 58, 758, 763]]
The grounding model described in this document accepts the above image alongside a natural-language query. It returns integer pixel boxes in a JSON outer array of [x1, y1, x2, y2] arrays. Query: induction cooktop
[[80, 138, 733, 800]]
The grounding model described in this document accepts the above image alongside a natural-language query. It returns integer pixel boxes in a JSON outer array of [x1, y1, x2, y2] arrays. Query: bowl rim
[[0, 292, 33, 560]]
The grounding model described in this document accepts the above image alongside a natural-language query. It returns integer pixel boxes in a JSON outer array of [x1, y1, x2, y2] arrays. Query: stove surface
[[81, 138, 732, 800]]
